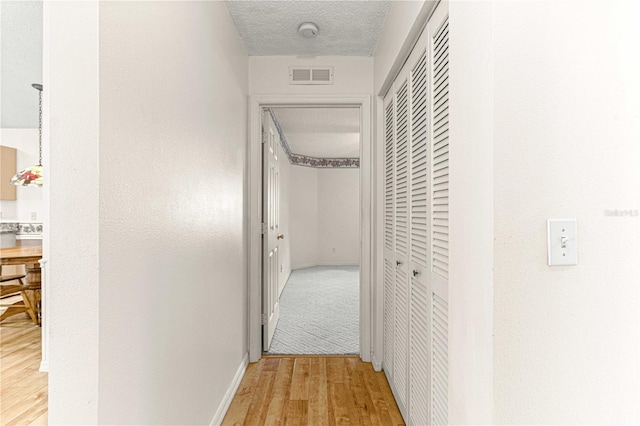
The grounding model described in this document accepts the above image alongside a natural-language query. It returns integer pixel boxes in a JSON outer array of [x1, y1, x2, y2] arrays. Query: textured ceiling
[[225, 1, 390, 56], [272, 107, 360, 158]]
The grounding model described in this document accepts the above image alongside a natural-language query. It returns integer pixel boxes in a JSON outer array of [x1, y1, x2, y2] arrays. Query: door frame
[[248, 94, 373, 363]]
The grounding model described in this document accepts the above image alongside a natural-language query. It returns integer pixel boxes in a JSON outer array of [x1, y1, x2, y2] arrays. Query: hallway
[[222, 356, 404, 425], [31, 0, 640, 424]]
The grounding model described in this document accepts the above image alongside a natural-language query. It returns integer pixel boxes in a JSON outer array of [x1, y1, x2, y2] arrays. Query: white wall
[[249, 55, 371, 285], [287, 165, 360, 270], [47, 2, 248, 424], [493, 1, 640, 423], [448, 2, 494, 424], [249, 56, 373, 95], [318, 168, 360, 265], [98, 2, 247, 424], [45, 2, 100, 423], [0, 129, 43, 221], [289, 165, 319, 269], [373, 1, 434, 96]]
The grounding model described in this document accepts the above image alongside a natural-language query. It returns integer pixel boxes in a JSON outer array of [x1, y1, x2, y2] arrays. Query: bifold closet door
[[429, 3, 449, 425], [408, 41, 430, 426], [382, 1, 449, 424], [383, 96, 396, 385], [393, 75, 410, 413]]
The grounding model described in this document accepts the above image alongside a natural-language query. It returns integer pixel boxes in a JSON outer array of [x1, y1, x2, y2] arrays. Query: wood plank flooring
[[1, 321, 404, 426], [0, 313, 47, 425], [222, 356, 405, 426]]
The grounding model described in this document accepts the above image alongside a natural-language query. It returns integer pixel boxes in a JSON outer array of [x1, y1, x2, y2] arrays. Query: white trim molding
[[248, 94, 374, 364], [39, 259, 49, 372], [371, 354, 382, 372], [210, 353, 249, 426], [291, 262, 360, 270]]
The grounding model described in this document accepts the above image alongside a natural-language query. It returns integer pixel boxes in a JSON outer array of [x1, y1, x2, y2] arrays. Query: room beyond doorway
[[262, 106, 361, 355], [247, 95, 373, 365]]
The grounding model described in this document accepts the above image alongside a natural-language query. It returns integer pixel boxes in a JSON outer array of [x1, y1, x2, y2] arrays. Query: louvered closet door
[[429, 2, 450, 425], [393, 75, 410, 414], [383, 93, 396, 383], [408, 32, 431, 426], [382, 2, 449, 425]]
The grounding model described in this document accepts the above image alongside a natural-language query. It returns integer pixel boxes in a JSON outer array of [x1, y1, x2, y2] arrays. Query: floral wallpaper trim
[[268, 109, 294, 159], [0, 222, 43, 235], [288, 155, 360, 169], [17, 223, 43, 235], [0, 223, 18, 234], [268, 109, 360, 169]]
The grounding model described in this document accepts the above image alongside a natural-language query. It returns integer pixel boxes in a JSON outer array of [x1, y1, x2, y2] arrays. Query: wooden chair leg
[[21, 290, 40, 326], [0, 303, 27, 322]]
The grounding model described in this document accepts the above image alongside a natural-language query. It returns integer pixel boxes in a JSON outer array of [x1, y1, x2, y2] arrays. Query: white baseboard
[[39, 360, 49, 373], [292, 262, 360, 270], [291, 262, 317, 270], [371, 355, 382, 372], [278, 269, 292, 297], [317, 262, 359, 266], [210, 353, 249, 426]]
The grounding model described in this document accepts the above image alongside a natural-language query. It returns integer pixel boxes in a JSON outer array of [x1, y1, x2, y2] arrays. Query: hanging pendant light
[[11, 84, 43, 187]]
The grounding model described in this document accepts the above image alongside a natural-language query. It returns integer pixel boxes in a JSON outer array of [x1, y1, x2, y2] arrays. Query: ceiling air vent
[[289, 66, 334, 85]]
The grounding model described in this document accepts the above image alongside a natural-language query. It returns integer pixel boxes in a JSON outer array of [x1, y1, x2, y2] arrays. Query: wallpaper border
[[268, 108, 360, 169]]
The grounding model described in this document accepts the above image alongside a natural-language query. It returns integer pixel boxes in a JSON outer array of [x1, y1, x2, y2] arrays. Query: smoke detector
[[298, 22, 319, 38]]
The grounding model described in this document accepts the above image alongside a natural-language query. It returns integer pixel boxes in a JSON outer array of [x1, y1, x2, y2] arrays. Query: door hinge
[[261, 313, 267, 325], [261, 223, 267, 234]]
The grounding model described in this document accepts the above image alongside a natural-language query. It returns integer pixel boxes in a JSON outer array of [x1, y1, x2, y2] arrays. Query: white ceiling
[[1, 1, 43, 128], [272, 107, 360, 158], [225, 1, 390, 56]]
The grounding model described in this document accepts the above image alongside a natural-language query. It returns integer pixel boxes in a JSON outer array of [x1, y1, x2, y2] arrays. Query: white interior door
[[263, 110, 281, 351]]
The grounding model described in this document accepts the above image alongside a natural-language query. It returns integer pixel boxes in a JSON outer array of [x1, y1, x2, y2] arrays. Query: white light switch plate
[[547, 219, 577, 266]]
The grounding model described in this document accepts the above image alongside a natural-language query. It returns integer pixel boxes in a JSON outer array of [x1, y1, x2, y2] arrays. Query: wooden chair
[[0, 265, 30, 323]]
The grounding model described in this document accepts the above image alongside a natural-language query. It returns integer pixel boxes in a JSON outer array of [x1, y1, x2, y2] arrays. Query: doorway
[[247, 95, 373, 364], [262, 106, 361, 355]]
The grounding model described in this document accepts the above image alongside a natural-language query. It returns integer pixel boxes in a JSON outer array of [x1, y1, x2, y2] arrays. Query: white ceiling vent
[[289, 66, 334, 85]]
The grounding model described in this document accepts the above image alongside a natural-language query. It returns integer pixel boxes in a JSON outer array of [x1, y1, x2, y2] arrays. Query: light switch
[[547, 219, 577, 266]]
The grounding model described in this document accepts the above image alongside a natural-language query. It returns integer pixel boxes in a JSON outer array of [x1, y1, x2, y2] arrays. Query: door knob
[[396, 260, 402, 266], [277, 234, 285, 240], [412, 269, 419, 277]]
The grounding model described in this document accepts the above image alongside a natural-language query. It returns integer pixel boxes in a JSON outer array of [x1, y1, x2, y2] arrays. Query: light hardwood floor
[[1, 323, 404, 425], [222, 356, 405, 425], [0, 313, 47, 425]]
